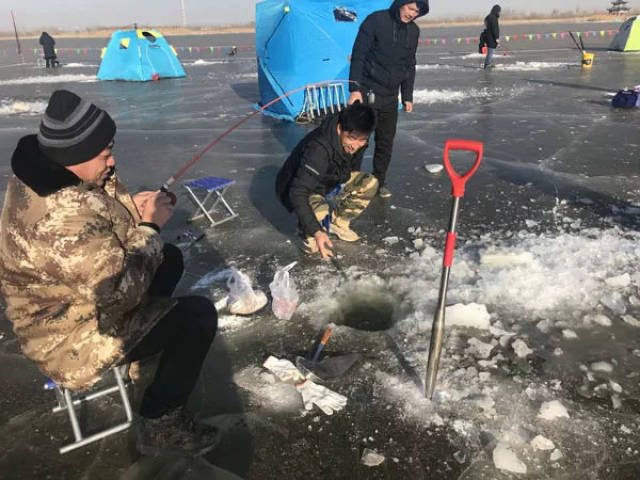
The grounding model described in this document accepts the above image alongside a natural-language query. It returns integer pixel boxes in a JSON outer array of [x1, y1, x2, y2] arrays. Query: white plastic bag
[[269, 263, 299, 320], [226, 269, 267, 315]]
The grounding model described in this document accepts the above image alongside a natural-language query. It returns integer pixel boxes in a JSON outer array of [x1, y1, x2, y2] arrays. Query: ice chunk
[[530, 435, 555, 450], [361, 448, 385, 467], [609, 381, 622, 393], [493, 442, 527, 474], [512, 339, 533, 358], [536, 319, 551, 333], [562, 329, 578, 339], [382, 236, 399, 245], [600, 291, 626, 314], [446, 303, 491, 330], [480, 251, 534, 267], [453, 450, 466, 464], [605, 273, 631, 288], [591, 361, 614, 372], [489, 324, 516, 337], [538, 400, 569, 420], [591, 314, 612, 327], [466, 337, 494, 359], [550, 449, 563, 461], [413, 238, 424, 250], [622, 315, 640, 327], [424, 163, 443, 174]]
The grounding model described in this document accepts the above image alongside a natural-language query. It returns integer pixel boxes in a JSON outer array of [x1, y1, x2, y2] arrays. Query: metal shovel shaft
[[424, 139, 482, 399], [425, 197, 460, 398]]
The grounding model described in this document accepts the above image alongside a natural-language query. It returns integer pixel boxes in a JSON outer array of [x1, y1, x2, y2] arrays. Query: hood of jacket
[[390, 0, 429, 22], [11, 134, 81, 197], [490, 5, 501, 17]]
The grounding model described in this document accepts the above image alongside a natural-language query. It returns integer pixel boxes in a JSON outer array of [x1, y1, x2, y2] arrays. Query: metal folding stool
[[184, 176, 239, 227], [44, 365, 133, 454]]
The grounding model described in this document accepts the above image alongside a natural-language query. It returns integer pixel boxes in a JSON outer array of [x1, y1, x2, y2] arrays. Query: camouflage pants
[[308, 172, 379, 227]]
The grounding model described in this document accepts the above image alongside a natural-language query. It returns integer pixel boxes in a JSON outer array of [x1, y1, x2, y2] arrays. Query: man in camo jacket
[[0, 89, 219, 455]]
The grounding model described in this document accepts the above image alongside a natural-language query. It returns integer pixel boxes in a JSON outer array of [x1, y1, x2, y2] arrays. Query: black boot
[[136, 408, 220, 456]]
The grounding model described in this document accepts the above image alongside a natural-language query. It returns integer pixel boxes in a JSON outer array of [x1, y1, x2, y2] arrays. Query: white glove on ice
[[296, 380, 347, 415], [262, 355, 306, 383]]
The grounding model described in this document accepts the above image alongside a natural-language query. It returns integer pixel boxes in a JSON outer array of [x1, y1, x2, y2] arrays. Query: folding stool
[[44, 365, 133, 454], [183, 176, 239, 227]]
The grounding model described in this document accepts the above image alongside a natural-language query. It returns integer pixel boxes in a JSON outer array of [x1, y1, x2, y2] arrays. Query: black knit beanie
[[37, 89, 116, 166]]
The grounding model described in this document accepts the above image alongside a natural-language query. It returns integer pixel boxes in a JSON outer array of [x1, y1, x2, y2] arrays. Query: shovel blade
[[295, 353, 361, 381]]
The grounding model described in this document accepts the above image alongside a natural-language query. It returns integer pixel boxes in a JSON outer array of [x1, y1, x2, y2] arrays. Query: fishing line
[[160, 78, 360, 192]]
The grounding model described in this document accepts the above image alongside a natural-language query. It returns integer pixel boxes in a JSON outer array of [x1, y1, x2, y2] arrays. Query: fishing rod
[[568, 31, 584, 52], [10, 10, 21, 56], [159, 79, 359, 202]]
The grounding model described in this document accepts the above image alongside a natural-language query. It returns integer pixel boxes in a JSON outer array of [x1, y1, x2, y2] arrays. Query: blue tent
[[256, 0, 391, 121], [97, 29, 186, 81]]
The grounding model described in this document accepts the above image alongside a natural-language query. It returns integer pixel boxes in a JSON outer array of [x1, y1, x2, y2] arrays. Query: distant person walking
[[482, 5, 501, 69], [39, 31, 59, 68]]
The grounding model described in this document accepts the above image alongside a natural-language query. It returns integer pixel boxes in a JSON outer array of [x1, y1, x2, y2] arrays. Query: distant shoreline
[[0, 13, 634, 41]]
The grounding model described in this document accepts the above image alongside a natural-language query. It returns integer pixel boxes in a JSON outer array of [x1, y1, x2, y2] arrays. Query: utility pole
[[10, 9, 21, 55], [180, 0, 187, 27]]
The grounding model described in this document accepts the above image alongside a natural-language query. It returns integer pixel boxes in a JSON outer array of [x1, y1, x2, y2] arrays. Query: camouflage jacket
[[0, 135, 176, 390]]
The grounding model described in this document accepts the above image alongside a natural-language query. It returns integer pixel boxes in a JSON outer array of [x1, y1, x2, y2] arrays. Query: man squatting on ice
[[0, 90, 220, 456], [276, 103, 378, 259], [348, 0, 429, 199]]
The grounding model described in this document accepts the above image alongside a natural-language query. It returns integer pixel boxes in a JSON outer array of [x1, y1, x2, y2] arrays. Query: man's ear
[[336, 124, 342, 136]]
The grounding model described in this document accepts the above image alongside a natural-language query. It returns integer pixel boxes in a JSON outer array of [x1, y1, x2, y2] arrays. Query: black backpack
[[612, 89, 639, 109], [478, 30, 488, 54]]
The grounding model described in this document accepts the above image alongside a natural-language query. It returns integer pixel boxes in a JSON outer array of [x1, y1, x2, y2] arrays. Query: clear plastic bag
[[269, 264, 299, 320], [226, 269, 267, 315]]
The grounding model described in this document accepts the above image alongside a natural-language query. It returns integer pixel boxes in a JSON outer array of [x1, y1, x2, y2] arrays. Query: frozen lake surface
[[1, 22, 640, 479]]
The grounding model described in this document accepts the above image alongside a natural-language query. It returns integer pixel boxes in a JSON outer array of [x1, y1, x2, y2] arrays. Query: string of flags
[[0, 29, 618, 57]]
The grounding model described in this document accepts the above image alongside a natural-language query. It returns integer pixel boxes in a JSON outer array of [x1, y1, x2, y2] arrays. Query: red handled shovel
[[425, 139, 483, 399]]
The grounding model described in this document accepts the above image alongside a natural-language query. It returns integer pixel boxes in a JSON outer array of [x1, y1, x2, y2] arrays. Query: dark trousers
[[367, 97, 399, 188], [45, 56, 58, 68], [125, 244, 218, 419]]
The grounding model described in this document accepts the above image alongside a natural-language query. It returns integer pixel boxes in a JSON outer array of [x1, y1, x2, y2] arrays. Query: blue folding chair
[[183, 176, 239, 227]]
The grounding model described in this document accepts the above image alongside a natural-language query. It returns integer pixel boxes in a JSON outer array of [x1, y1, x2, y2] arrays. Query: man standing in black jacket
[[276, 104, 378, 259], [348, 0, 429, 199], [483, 5, 501, 69], [39, 32, 59, 68]]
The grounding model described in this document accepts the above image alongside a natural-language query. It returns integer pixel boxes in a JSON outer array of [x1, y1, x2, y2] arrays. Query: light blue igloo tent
[[97, 29, 186, 81], [256, 0, 391, 121]]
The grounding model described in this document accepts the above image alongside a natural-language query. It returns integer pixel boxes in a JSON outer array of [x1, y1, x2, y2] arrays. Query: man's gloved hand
[[296, 380, 347, 415], [262, 355, 306, 383]]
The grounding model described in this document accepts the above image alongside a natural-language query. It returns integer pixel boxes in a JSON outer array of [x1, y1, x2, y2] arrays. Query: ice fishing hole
[[329, 284, 395, 331]]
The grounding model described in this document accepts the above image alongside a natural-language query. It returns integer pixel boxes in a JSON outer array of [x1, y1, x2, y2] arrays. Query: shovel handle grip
[[443, 139, 483, 198], [311, 326, 334, 363]]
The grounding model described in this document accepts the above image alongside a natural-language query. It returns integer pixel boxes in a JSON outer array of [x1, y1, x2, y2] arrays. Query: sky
[[1, 1, 633, 31]]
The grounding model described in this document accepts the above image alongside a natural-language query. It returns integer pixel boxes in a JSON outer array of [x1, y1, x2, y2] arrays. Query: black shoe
[[136, 408, 220, 457]]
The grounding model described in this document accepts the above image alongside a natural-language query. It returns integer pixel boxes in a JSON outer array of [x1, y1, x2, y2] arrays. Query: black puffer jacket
[[39, 32, 56, 58], [349, 0, 429, 102], [484, 5, 501, 49], [276, 113, 368, 236]]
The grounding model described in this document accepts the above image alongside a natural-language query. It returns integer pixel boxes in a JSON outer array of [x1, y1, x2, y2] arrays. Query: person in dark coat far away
[[483, 5, 501, 69], [348, 0, 429, 199], [39, 31, 59, 68]]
